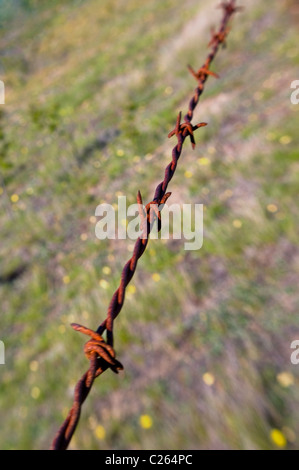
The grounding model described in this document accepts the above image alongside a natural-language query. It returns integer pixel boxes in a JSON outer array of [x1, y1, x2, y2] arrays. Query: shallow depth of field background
[[0, 0, 299, 450]]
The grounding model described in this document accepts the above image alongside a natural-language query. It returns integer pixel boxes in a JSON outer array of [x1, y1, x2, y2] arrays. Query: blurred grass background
[[0, 0, 299, 450]]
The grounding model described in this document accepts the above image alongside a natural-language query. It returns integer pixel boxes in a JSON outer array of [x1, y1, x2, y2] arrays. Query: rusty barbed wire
[[51, 0, 241, 450]]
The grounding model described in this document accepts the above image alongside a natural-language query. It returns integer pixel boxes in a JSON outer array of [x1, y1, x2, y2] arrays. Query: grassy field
[[0, 0, 299, 450]]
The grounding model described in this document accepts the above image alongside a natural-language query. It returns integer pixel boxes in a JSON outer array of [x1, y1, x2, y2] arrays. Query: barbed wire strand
[[51, 1, 241, 450]]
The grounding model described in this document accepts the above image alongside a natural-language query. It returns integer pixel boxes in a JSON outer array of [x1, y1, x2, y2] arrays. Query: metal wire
[[51, 1, 241, 450]]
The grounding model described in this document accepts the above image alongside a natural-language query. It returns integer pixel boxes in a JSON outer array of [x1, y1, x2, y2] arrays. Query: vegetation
[[0, 0, 299, 450]]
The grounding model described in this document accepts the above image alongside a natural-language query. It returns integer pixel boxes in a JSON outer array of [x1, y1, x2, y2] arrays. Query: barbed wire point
[[168, 115, 207, 149], [71, 322, 123, 372], [218, 1, 243, 15], [208, 27, 230, 48], [187, 64, 219, 82]]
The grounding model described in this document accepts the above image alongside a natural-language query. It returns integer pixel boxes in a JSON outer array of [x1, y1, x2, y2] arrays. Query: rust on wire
[[51, 0, 241, 450], [168, 111, 207, 150], [187, 64, 219, 82]]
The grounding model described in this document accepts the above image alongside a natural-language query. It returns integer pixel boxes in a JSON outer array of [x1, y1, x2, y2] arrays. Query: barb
[[51, 1, 241, 450], [187, 64, 219, 82], [168, 111, 207, 149], [208, 27, 230, 48]]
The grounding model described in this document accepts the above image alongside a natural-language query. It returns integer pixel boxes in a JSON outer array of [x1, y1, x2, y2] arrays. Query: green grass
[[1, 0, 299, 450]]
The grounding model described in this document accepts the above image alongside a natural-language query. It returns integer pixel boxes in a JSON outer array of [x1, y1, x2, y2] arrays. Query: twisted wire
[[51, 1, 241, 450]]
